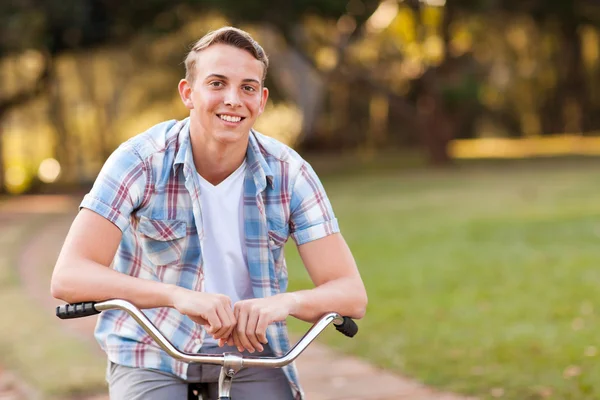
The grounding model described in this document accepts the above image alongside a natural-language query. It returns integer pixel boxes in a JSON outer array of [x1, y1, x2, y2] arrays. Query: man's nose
[[223, 88, 242, 107]]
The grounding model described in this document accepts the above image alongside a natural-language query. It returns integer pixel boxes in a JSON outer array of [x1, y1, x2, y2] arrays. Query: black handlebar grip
[[56, 302, 100, 319], [335, 317, 358, 338]]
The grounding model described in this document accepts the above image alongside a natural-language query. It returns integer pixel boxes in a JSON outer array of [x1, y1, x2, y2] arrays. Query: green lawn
[[286, 157, 600, 400]]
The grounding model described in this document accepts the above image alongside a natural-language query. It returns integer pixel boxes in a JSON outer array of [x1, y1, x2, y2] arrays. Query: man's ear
[[259, 86, 269, 114], [178, 79, 194, 110]]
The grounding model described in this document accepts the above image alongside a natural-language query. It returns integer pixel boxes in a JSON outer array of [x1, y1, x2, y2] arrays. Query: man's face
[[179, 43, 269, 145]]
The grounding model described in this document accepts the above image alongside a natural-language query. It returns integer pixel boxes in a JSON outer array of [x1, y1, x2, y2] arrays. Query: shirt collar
[[246, 129, 274, 193], [173, 119, 274, 192], [173, 118, 191, 172]]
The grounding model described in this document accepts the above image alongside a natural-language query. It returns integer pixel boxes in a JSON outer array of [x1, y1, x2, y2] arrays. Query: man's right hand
[[171, 287, 236, 341]]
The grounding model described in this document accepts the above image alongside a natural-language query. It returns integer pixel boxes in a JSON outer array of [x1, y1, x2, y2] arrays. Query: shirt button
[[195, 338, 202, 345]]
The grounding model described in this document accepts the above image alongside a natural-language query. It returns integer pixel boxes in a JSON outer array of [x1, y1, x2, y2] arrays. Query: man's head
[[178, 27, 270, 146], [184, 27, 269, 85]]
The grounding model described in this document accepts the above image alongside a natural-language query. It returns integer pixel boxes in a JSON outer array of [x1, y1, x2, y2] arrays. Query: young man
[[51, 26, 367, 400]]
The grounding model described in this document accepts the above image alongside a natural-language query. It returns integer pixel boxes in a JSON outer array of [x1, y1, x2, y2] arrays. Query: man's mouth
[[218, 114, 245, 123]]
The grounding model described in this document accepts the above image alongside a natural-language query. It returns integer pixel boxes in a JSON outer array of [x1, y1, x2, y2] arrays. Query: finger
[[235, 306, 255, 353], [218, 332, 234, 348], [245, 308, 263, 352], [232, 330, 243, 352], [256, 312, 270, 345], [189, 316, 209, 326], [232, 307, 244, 352], [217, 301, 236, 339], [212, 306, 232, 339], [223, 304, 236, 339], [204, 310, 221, 335]]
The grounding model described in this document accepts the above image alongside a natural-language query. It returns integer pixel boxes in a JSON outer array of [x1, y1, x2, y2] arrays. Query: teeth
[[219, 115, 242, 123]]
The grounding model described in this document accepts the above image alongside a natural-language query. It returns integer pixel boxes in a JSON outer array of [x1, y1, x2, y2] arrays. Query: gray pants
[[107, 344, 294, 400]]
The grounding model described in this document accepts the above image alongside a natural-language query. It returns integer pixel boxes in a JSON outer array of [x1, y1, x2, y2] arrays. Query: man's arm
[[287, 232, 367, 321], [231, 232, 367, 353], [51, 209, 236, 339], [52, 209, 174, 306]]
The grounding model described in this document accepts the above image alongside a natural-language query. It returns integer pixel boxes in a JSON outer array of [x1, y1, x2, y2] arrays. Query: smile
[[218, 114, 245, 123]]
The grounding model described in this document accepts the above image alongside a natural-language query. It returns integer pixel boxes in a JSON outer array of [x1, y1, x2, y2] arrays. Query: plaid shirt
[[80, 118, 339, 399]]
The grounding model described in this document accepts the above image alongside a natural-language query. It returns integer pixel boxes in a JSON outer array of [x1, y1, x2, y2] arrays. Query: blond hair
[[184, 26, 269, 84]]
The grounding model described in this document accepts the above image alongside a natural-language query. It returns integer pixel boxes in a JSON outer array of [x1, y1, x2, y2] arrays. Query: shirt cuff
[[80, 194, 130, 232], [291, 219, 340, 245]]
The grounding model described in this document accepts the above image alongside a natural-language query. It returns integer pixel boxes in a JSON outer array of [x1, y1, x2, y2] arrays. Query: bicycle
[[56, 299, 358, 400]]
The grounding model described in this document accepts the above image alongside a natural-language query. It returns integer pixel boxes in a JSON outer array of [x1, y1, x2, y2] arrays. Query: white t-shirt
[[197, 161, 254, 345]]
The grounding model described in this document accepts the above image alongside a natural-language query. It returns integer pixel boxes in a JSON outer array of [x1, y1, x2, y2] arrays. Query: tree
[[2, 0, 599, 190]]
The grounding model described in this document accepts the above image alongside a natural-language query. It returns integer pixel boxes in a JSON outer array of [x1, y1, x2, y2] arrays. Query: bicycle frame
[[56, 299, 358, 400]]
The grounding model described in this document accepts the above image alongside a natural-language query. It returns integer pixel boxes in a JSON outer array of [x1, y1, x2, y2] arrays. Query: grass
[[0, 212, 106, 398], [5, 156, 600, 399], [285, 157, 600, 400]]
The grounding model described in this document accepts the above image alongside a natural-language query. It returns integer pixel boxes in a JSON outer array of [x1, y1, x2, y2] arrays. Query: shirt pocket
[[137, 216, 187, 266], [268, 228, 288, 271]]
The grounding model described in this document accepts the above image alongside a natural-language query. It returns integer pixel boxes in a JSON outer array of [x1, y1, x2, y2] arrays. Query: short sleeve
[[289, 162, 339, 245], [79, 144, 148, 232]]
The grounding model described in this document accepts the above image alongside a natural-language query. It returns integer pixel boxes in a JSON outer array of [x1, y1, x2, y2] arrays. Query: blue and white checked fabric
[[80, 118, 339, 399]]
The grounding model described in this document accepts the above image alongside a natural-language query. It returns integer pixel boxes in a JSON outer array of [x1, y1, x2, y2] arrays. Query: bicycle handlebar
[[56, 299, 358, 368]]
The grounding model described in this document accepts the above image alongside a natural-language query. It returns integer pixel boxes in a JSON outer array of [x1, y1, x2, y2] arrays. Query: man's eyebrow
[[206, 74, 260, 85], [206, 74, 228, 81], [241, 78, 261, 85]]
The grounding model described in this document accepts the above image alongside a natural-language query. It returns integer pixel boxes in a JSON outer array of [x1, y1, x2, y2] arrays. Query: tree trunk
[[562, 19, 590, 133], [417, 92, 455, 165], [0, 125, 5, 194], [47, 59, 73, 183], [540, 13, 590, 135], [410, 0, 457, 166]]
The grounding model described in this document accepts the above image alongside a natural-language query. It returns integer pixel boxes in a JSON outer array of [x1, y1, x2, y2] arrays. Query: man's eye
[[244, 86, 256, 92], [210, 81, 224, 87]]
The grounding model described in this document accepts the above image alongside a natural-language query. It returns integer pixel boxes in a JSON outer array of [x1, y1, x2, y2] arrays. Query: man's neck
[[189, 128, 249, 186]]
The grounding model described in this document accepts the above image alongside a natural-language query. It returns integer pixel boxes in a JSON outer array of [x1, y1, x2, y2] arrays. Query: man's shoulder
[[120, 119, 183, 161], [252, 130, 306, 171]]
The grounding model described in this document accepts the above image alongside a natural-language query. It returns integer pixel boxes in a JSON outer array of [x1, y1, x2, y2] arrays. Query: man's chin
[[213, 129, 250, 144]]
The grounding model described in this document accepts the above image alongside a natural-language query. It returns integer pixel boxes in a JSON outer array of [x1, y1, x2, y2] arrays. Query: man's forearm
[[51, 257, 179, 309], [285, 276, 367, 323]]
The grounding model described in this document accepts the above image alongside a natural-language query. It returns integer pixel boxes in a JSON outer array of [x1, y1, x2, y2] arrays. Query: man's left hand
[[220, 294, 297, 353]]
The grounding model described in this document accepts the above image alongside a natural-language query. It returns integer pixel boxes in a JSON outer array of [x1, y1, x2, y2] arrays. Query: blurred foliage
[[0, 0, 599, 193]]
